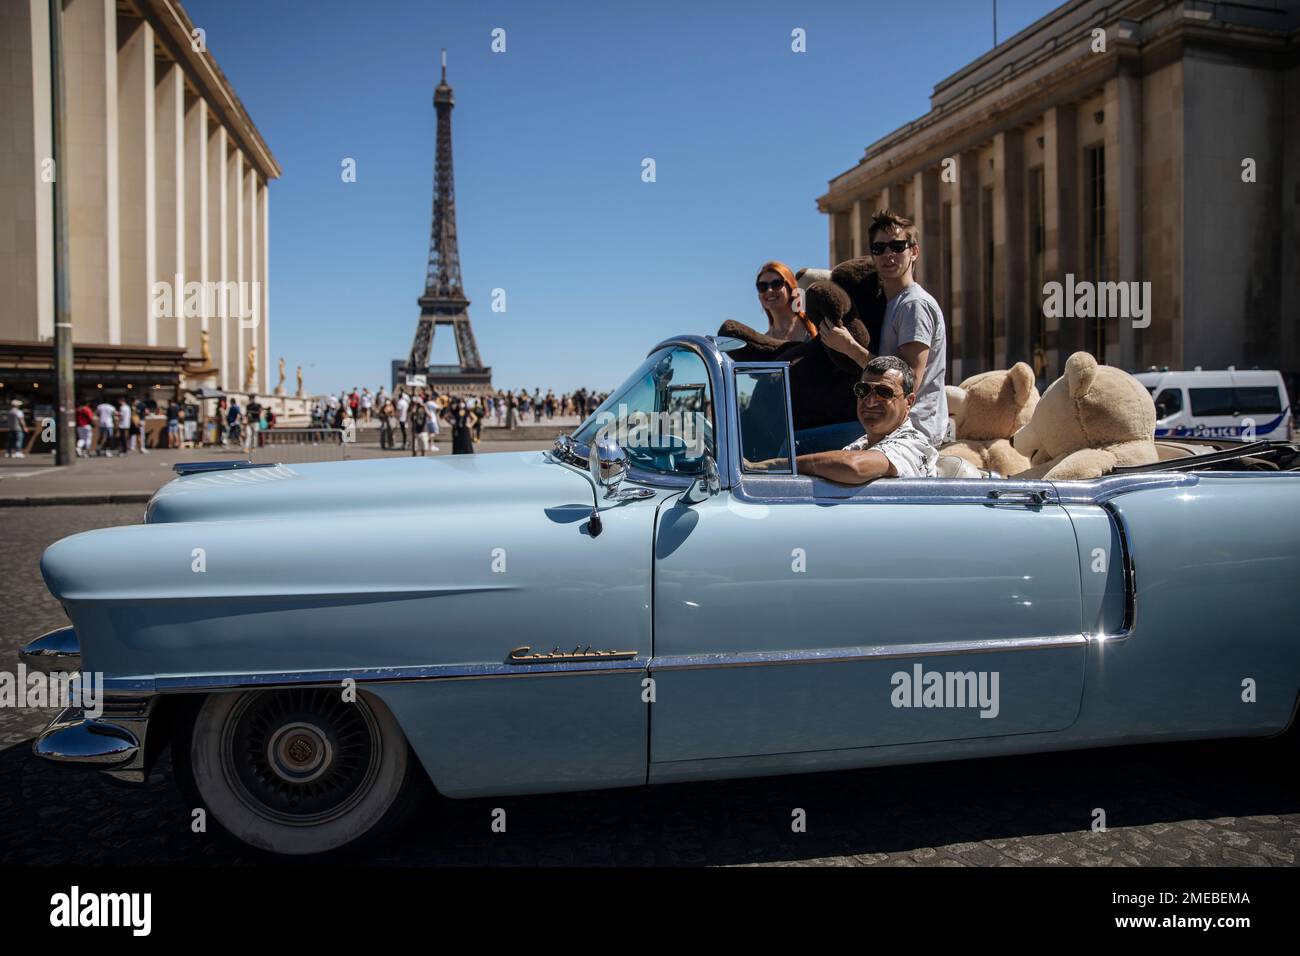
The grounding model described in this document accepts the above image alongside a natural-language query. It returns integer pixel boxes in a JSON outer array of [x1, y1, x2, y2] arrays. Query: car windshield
[[572, 346, 715, 475]]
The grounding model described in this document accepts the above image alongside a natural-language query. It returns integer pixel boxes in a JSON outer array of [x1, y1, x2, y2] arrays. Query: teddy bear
[[717, 258, 884, 433], [939, 362, 1040, 476], [1011, 351, 1158, 480]]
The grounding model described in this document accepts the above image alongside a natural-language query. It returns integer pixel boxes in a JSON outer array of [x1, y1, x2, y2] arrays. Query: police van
[[1132, 368, 1293, 442]]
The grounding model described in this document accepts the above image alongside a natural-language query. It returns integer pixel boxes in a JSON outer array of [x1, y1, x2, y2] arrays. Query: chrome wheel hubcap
[[218, 689, 382, 827], [266, 722, 333, 785]]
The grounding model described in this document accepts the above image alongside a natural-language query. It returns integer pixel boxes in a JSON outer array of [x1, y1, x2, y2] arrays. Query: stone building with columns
[[1, 0, 279, 418], [818, 0, 1299, 387]]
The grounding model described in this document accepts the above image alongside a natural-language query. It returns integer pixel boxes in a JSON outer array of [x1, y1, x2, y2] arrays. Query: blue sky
[[186, 0, 1063, 395]]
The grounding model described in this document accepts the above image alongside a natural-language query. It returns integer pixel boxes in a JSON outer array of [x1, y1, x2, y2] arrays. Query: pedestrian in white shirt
[[396, 392, 410, 450], [116, 399, 131, 455], [5, 399, 27, 458], [96, 399, 116, 456]]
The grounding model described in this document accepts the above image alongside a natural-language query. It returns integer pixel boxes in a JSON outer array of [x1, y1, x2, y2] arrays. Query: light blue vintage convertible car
[[24, 334, 1300, 857]]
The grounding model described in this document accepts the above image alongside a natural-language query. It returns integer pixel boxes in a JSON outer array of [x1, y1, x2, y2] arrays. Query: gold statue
[[295, 365, 304, 398], [1033, 344, 1048, 382], [200, 329, 212, 365], [275, 356, 287, 396], [245, 345, 257, 391]]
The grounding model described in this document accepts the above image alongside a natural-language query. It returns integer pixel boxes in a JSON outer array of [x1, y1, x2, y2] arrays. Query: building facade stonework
[[818, 0, 1300, 387], [1, 0, 279, 406]]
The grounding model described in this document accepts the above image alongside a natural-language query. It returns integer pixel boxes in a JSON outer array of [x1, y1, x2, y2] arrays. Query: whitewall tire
[[176, 688, 426, 858]]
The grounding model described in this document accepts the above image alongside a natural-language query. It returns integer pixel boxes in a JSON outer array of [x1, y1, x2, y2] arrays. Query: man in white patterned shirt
[[796, 355, 938, 483]]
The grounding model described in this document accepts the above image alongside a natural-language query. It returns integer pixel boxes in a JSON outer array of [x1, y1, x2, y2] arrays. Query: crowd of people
[[49, 394, 275, 457], [308, 386, 609, 456], [4, 384, 613, 461], [214, 395, 276, 451], [63, 395, 196, 457]]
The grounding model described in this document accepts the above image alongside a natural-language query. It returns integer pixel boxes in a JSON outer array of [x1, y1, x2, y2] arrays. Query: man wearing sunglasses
[[819, 211, 949, 446], [793, 355, 938, 482]]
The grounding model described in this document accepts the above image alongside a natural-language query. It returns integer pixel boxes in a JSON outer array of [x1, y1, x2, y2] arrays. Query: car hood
[[145, 451, 593, 524]]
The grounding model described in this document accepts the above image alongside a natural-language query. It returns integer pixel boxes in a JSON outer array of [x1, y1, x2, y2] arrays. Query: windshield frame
[[565, 335, 736, 491]]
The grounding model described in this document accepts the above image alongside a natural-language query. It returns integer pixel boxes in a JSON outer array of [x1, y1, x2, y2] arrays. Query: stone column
[[1044, 104, 1080, 373], [184, 96, 208, 363], [996, 129, 1027, 366], [207, 123, 227, 388], [856, 194, 877, 259], [849, 200, 862, 258], [1112, 66, 1143, 370], [156, 62, 184, 348], [229, 148, 244, 390], [912, 167, 941, 293], [831, 208, 852, 265], [1282, 64, 1300, 379], [64, 0, 118, 345], [260, 183, 270, 397], [244, 164, 259, 392], [2, 0, 54, 342], [950, 150, 982, 374], [117, 16, 155, 346], [886, 183, 908, 216]]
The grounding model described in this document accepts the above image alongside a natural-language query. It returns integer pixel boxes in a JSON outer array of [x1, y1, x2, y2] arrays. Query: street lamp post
[[49, 0, 75, 466]]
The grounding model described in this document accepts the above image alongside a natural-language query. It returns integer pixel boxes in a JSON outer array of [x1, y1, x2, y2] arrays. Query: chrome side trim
[[1085, 502, 1138, 645], [104, 655, 653, 694], [19, 625, 80, 674], [732, 472, 1200, 506], [734, 475, 1060, 505], [648, 635, 1086, 672], [1052, 472, 1199, 504], [101, 637, 1088, 695]]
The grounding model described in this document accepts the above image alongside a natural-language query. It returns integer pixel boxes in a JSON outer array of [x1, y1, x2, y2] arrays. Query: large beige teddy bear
[[1012, 351, 1158, 480], [940, 362, 1040, 476]]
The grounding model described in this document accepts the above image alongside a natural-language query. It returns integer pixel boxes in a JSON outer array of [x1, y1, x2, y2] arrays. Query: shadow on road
[[3, 728, 1296, 866]]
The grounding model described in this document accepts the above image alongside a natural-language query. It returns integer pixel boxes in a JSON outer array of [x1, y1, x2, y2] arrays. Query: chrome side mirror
[[590, 432, 629, 498], [683, 453, 720, 504]]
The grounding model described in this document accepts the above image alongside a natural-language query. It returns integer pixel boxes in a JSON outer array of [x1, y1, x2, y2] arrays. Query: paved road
[[2, 504, 1298, 866]]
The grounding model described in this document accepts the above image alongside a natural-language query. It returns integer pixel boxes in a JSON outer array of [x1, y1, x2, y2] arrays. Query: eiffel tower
[[394, 51, 492, 395]]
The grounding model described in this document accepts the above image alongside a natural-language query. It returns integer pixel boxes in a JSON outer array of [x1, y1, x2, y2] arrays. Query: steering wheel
[[628, 435, 691, 471]]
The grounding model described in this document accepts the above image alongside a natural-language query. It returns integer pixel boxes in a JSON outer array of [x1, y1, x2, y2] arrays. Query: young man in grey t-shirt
[[818, 210, 949, 445]]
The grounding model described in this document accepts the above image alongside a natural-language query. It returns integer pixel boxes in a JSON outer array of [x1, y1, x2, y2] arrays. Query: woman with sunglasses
[[754, 261, 817, 344]]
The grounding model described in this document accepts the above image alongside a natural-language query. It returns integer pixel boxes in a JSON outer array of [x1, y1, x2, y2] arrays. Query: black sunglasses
[[755, 279, 786, 293], [852, 381, 904, 401], [869, 239, 914, 255]]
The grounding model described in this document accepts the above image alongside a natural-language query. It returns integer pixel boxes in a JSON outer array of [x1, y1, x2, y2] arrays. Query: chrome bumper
[[34, 708, 140, 769], [23, 626, 158, 784], [32, 699, 157, 784], [20, 625, 81, 673]]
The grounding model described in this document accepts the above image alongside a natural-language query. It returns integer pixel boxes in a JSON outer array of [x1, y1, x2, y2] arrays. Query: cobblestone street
[[2, 504, 1298, 866]]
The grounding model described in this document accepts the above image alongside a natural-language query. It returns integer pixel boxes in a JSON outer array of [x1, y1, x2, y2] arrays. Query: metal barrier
[[249, 427, 350, 464]]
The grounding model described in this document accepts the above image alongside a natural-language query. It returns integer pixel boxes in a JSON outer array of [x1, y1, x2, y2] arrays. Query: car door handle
[[987, 489, 1049, 505]]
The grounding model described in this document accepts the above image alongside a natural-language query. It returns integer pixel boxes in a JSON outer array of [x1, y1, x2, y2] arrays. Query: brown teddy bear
[[1011, 351, 1158, 480], [940, 362, 1040, 476]]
